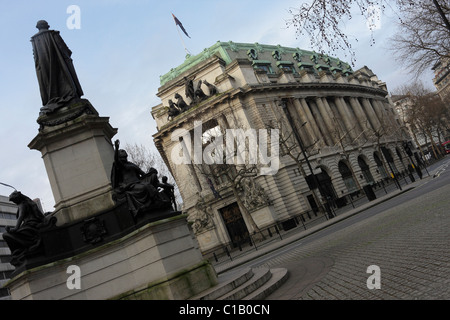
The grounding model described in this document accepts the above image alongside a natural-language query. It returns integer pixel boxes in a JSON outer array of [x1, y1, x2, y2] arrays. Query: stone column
[[383, 100, 400, 129], [349, 97, 370, 139], [292, 98, 314, 147], [342, 97, 364, 140], [315, 97, 336, 146], [299, 98, 323, 146], [217, 113, 229, 130], [361, 98, 382, 132], [321, 98, 340, 145], [374, 99, 396, 129], [308, 99, 334, 146], [370, 99, 385, 123], [334, 97, 358, 142]]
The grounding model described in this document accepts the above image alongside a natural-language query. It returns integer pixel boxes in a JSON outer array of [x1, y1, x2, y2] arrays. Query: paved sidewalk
[[205, 158, 450, 300], [213, 181, 419, 274], [211, 157, 450, 300]]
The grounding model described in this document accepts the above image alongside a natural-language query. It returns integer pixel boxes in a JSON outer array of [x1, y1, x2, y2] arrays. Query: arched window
[[358, 156, 374, 184], [381, 147, 399, 174], [316, 167, 337, 200], [373, 152, 388, 178], [338, 161, 357, 192]]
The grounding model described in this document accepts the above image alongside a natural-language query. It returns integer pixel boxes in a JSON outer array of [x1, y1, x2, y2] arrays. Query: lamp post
[[380, 146, 402, 191], [403, 140, 426, 178], [280, 98, 334, 219], [0, 182, 17, 191]]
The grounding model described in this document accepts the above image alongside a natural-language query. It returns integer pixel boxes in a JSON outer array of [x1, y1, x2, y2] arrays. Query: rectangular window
[[252, 60, 274, 74], [276, 61, 297, 74]]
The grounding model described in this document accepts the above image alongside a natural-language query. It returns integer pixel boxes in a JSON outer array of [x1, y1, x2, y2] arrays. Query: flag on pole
[[172, 13, 191, 38]]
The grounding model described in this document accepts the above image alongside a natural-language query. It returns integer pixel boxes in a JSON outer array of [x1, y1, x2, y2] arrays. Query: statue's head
[[36, 20, 50, 31], [9, 191, 24, 204], [118, 149, 128, 161]]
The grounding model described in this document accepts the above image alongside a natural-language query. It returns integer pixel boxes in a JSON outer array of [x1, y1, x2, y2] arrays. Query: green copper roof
[[159, 41, 352, 86]]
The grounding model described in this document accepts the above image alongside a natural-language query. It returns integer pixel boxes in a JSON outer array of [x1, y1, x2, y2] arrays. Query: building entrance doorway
[[317, 171, 337, 200], [219, 202, 249, 248]]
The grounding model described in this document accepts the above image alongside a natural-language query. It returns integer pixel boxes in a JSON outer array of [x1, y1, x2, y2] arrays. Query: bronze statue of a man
[[31, 20, 84, 115]]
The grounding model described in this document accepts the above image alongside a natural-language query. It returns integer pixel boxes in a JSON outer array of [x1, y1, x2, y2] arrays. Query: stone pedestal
[[28, 99, 118, 225], [6, 214, 217, 300]]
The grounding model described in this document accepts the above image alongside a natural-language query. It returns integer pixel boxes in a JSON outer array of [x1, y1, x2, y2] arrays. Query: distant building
[[432, 56, 450, 103], [0, 195, 17, 300], [392, 91, 448, 159], [152, 42, 412, 254], [391, 94, 425, 143], [0, 194, 44, 300]]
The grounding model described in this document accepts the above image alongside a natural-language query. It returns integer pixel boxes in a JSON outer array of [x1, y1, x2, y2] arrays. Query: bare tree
[[413, 94, 448, 157], [392, 81, 449, 158], [389, 1, 450, 78], [286, 1, 410, 65], [124, 143, 159, 173], [124, 142, 182, 208], [392, 81, 434, 160], [286, 0, 450, 76]]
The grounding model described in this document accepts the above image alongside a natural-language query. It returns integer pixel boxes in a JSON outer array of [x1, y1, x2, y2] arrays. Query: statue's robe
[[31, 29, 83, 114]]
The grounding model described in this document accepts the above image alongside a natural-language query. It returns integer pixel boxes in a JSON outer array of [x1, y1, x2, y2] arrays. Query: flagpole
[[175, 26, 191, 56]]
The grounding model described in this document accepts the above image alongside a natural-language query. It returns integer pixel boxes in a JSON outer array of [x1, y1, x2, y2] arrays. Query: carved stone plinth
[[6, 214, 217, 300], [28, 99, 118, 225]]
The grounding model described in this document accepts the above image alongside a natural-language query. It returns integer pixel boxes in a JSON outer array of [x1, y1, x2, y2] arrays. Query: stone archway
[[373, 151, 388, 179], [358, 155, 374, 184], [338, 160, 357, 193], [219, 202, 250, 248], [315, 166, 337, 201]]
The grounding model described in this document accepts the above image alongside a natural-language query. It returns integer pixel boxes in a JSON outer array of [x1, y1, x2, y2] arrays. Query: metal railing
[[202, 166, 429, 266]]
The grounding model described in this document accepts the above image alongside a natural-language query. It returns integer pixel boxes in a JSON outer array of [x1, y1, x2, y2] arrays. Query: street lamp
[[279, 98, 334, 219], [0, 182, 17, 191]]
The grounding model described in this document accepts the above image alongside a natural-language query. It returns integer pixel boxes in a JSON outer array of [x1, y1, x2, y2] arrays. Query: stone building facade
[[151, 42, 412, 254], [392, 93, 447, 158], [0, 194, 17, 299], [432, 56, 450, 103]]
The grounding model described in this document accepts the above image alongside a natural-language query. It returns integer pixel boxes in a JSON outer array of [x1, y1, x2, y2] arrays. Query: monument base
[[6, 214, 217, 300], [28, 98, 118, 226]]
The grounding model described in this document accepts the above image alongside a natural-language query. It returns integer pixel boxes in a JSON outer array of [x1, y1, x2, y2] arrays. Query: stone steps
[[243, 268, 289, 300], [190, 267, 288, 301]]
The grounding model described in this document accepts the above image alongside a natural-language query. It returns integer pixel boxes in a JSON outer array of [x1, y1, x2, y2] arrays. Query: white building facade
[[152, 42, 413, 254]]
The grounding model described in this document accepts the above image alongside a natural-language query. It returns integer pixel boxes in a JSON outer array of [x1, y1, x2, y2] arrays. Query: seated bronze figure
[[110, 140, 172, 217]]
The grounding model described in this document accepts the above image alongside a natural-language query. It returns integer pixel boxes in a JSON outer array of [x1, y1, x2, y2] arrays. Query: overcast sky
[[0, 0, 436, 211]]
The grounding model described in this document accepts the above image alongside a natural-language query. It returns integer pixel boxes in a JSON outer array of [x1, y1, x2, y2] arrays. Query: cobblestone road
[[264, 178, 450, 300]]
